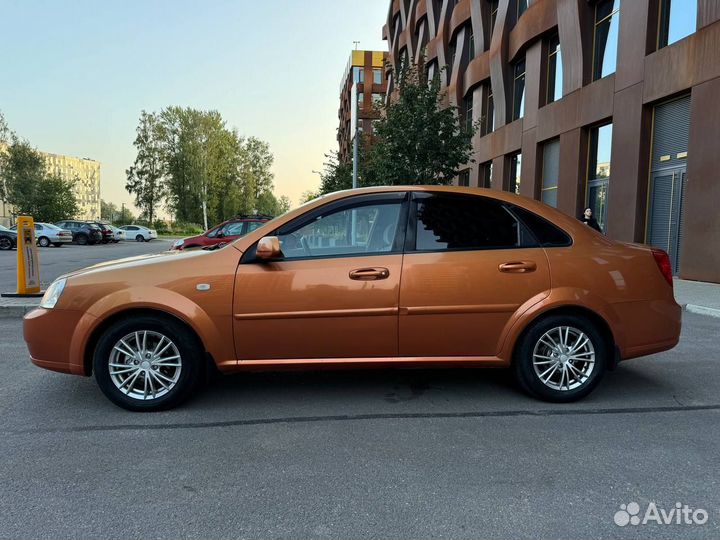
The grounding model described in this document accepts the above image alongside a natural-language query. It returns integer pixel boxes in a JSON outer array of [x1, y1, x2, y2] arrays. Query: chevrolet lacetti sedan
[[23, 187, 681, 411]]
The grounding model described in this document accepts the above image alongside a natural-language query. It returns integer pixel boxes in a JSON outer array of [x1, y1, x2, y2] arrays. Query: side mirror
[[256, 236, 282, 260]]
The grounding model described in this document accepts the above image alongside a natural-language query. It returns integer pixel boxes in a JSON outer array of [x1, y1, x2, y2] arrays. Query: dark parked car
[[172, 214, 273, 250], [0, 225, 17, 251], [55, 220, 103, 245], [86, 221, 114, 244]]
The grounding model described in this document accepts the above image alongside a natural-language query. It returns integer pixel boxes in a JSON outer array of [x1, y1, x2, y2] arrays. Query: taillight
[[651, 248, 673, 287]]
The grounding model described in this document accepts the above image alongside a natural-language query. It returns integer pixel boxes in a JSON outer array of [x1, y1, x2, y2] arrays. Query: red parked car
[[172, 214, 273, 250]]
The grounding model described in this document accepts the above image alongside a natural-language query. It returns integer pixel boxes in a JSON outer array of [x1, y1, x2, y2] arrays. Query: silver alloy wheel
[[108, 331, 182, 400], [532, 326, 595, 391]]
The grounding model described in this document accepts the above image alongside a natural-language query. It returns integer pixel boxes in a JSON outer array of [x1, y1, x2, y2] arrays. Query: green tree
[[0, 139, 78, 222], [126, 111, 166, 225], [363, 64, 477, 185], [101, 199, 118, 221], [317, 151, 353, 195]]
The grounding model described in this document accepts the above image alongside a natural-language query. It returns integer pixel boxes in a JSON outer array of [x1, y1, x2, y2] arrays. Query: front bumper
[[23, 308, 88, 375]]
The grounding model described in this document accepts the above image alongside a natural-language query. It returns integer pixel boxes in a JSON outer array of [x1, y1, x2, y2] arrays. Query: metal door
[[647, 167, 687, 273]]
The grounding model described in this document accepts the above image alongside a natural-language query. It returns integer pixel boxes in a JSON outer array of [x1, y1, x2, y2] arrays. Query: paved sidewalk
[[675, 278, 720, 318], [0, 296, 40, 318]]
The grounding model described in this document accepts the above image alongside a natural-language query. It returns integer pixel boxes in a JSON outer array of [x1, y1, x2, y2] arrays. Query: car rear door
[[232, 192, 408, 361], [398, 192, 551, 358]]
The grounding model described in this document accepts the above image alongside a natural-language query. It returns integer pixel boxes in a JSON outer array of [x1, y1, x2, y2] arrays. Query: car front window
[[277, 201, 402, 259]]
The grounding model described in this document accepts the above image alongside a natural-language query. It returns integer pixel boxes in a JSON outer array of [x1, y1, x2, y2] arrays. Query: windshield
[[0, 225, 8, 231]]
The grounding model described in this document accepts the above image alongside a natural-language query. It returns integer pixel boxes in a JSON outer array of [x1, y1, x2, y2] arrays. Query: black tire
[[76, 233, 88, 246], [513, 314, 608, 402], [38, 236, 51, 248], [53, 243, 63, 247], [136, 234, 145, 242], [0, 237, 12, 251], [93, 315, 204, 411]]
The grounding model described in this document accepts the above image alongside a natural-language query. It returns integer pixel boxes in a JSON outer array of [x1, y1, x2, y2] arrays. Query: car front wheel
[[0, 237, 12, 250], [513, 314, 607, 402], [76, 234, 88, 246], [93, 316, 204, 411]]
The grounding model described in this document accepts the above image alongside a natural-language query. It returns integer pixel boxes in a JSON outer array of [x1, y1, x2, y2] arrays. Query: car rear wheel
[[136, 234, 145, 242], [0, 237, 12, 250], [38, 236, 51, 247], [76, 233, 88, 246], [93, 316, 203, 411], [513, 314, 607, 402]]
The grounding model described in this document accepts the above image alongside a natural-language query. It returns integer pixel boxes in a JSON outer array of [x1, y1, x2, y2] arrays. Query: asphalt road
[[0, 239, 174, 289], [1, 312, 719, 539]]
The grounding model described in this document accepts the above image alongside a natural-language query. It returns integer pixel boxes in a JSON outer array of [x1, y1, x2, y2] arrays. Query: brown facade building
[[338, 50, 389, 163], [382, 0, 720, 283]]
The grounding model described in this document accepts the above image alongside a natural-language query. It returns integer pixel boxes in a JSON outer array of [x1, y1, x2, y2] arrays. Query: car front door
[[233, 192, 408, 361], [399, 192, 552, 358]]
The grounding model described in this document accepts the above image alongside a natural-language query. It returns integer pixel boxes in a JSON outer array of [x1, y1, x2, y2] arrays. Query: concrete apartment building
[[0, 149, 100, 226], [338, 50, 389, 163], [381, 0, 720, 283]]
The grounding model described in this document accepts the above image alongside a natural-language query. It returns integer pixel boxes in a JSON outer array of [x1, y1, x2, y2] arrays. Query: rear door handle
[[498, 261, 537, 273], [349, 267, 390, 280]]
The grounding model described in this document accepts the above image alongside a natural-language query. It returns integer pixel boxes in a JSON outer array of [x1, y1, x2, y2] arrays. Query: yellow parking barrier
[[1, 216, 44, 298]]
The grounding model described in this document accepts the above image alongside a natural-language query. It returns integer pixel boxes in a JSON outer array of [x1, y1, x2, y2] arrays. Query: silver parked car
[[10, 222, 73, 247], [107, 225, 125, 243], [119, 225, 157, 242]]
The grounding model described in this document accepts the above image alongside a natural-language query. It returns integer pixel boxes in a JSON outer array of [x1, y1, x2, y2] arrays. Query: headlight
[[40, 278, 67, 309], [173, 239, 184, 248]]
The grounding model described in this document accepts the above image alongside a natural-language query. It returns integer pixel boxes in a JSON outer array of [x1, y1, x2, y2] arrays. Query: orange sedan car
[[24, 187, 681, 411]]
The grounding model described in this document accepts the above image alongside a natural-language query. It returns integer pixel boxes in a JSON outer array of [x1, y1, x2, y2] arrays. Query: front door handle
[[499, 261, 537, 273], [349, 267, 390, 280]]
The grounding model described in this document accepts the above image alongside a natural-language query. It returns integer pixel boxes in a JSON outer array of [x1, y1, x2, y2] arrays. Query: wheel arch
[[508, 305, 619, 369], [82, 307, 211, 376]]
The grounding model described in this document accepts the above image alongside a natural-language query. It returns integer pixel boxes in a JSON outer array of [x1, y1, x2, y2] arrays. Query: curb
[[685, 304, 720, 319]]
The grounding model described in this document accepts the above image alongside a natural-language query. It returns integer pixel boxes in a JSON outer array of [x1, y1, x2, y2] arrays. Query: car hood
[[62, 248, 205, 279]]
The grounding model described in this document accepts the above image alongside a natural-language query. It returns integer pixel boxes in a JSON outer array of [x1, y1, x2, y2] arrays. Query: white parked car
[[10, 222, 73, 247], [119, 225, 157, 242], [107, 225, 125, 243]]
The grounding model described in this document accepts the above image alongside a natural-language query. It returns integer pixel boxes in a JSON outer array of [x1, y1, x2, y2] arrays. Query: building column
[[491, 155, 507, 191], [519, 128, 538, 198], [680, 77, 720, 283], [606, 83, 651, 242], [556, 128, 585, 217]]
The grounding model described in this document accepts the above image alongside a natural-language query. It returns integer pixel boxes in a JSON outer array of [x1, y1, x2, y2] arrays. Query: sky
[[0, 0, 390, 212]]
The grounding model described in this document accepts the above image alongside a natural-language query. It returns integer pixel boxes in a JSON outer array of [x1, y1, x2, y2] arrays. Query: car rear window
[[413, 193, 538, 251], [509, 205, 572, 247]]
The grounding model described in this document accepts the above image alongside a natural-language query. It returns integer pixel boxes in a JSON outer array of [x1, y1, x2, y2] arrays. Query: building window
[[488, 0, 499, 47], [587, 123, 612, 231], [481, 82, 495, 135], [546, 33, 563, 104], [462, 93, 474, 131], [353, 66, 364, 84], [512, 58, 526, 120], [458, 169, 470, 186], [372, 93, 384, 107], [448, 40, 457, 78], [427, 60, 438, 82], [517, 0, 528, 20], [372, 68, 382, 85], [467, 24, 475, 59], [658, 0, 697, 48], [509, 153, 522, 194], [593, 0, 620, 81], [541, 139, 560, 207], [480, 161, 493, 188]]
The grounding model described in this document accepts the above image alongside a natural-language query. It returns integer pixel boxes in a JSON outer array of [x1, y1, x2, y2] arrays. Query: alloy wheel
[[532, 326, 595, 391], [108, 331, 183, 401], [0, 237, 11, 250]]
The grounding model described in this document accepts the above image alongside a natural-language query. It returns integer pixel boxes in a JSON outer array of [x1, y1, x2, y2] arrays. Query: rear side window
[[412, 194, 538, 251], [509, 205, 572, 247]]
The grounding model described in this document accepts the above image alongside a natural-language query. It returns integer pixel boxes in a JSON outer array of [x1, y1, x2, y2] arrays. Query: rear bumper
[[615, 298, 682, 360], [23, 308, 88, 376]]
